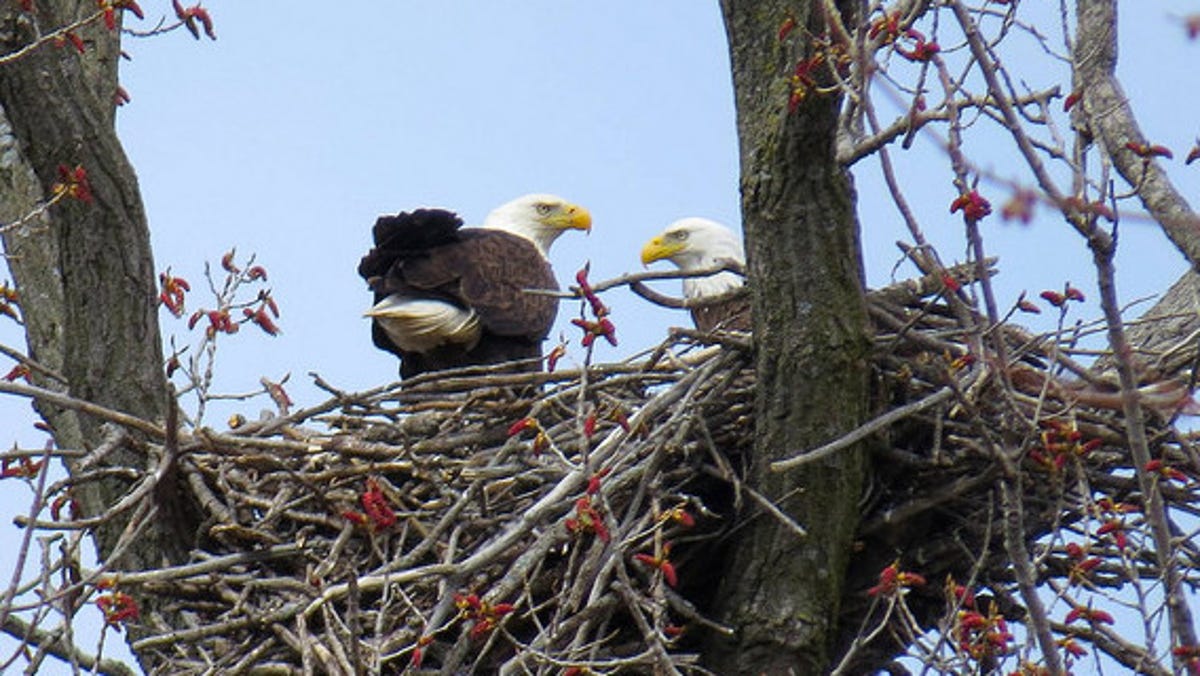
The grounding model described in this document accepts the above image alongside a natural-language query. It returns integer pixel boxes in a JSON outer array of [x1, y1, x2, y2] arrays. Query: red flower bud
[[0, 456, 43, 478], [667, 505, 695, 528], [532, 431, 549, 456], [545, 343, 567, 372], [1187, 141, 1200, 165], [660, 560, 678, 588], [3, 364, 30, 383], [115, 0, 143, 19], [1039, 290, 1066, 307], [96, 591, 139, 628], [409, 647, 424, 669], [1000, 189, 1037, 224], [55, 31, 86, 54], [359, 477, 396, 531], [778, 16, 796, 41], [634, 546, 678, 588], [941, 273, 961, 293], [1126, 141, 1173, 160], [221, 250, 239, 274], [585, 468, 610, 495], [597, 317, 617, 346], [245, 306, 280, 336], [950, 190, 992, 223], [507, 417, 535, 437], [165, 355, 181, 378]]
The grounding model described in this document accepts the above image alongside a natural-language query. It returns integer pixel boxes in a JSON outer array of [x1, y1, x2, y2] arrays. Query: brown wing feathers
[[690, 294, 751, 333], [447, 230, 559, 337], [358, 208, 559, 377]]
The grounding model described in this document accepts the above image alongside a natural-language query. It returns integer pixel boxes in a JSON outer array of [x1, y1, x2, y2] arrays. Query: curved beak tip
[[574, 208, 593, 233], [639, 238, 665, 266]]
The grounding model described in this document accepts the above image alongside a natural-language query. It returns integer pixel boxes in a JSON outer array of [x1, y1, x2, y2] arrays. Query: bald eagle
[[358, 194, 592, 378], [640, 218, 750, 332]]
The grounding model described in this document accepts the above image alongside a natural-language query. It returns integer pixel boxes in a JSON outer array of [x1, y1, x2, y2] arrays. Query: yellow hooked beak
[[640, 235, 685, 266], [547, 203, 592, 234]]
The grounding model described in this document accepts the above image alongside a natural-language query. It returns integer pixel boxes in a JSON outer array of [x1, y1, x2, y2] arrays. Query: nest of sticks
[[43, 263, 1199, 675]]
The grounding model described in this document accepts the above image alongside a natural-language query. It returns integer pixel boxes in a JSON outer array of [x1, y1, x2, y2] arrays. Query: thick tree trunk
[[707, 1, 869, 673], [0, 2, 194, 664], [0, 9, 154, 428]]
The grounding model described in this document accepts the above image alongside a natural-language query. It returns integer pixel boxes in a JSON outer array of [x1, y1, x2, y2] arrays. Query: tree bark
[[0, 2, 194, 661], [1072, 0, 1200, 380], [1073, 0, 1200, 270], [708, 1, 870, 673]]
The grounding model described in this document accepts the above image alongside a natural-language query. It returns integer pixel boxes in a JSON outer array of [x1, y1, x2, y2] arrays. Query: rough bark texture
[[1074, 0, 1200, 268], [0, 2, 193, 664], [1092, 269, 1200, 380], [708, 1, 870, 673], [1073, 0, 1200, 380]]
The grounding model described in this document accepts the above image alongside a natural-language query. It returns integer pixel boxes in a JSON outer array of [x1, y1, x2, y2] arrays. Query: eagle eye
[[670, 230, 689, 241], [535, 203, 554, 216]]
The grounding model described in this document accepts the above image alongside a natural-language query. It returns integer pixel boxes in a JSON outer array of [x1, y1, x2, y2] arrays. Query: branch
[[0, 615, 137, 676], [0, 10, 108, 66], [526, 261, 747, 301], [94, 544, 303, 585], [1088, 219, 1199, 657], [999, 478, 1063, 675], [628, 256, 994, 315], [589, 260, 746, 294], [838, 87, 1062, 167], [1074, 0, 1200, 268], [0, 443, 52, 631], [770, 387, 954, 471], [0, 380, 163, 438], [630, 281, 747, 313]]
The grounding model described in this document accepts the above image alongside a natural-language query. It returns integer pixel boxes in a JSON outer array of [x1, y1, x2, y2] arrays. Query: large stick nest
[[40, 266, 1200, 675]]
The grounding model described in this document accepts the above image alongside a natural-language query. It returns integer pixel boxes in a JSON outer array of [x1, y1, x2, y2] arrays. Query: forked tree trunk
[[707, 1, 870, 672]]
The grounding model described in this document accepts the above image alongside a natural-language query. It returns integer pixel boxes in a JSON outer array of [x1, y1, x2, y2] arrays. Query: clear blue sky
[[1, 1, 1198, 672]]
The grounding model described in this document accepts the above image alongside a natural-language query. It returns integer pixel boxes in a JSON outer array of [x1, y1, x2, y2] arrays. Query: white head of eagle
[[359, 194, 592, 378], [640, 217, 749, 332]]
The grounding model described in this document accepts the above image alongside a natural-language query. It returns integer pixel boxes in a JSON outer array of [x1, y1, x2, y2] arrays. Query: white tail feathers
[[365, 295, 481, 353]]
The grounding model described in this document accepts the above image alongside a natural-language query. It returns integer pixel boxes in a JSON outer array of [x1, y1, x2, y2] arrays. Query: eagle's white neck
[[482, 208, 555, 257], [676, 236, 744, 301], [683, 269, 743, 300]]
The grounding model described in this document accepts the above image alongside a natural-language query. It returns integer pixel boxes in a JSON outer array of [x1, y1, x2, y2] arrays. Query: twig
[[771, 387, 954, 471], [0, 380, 164, 439], [0, 443, 52, 631], [1088, 212, 1199, 655], [0, 614, 138, 676]]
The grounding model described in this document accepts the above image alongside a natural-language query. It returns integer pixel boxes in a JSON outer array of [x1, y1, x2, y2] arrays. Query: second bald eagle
[[640, 217, 749, 332], [359, 194, 591, 378]]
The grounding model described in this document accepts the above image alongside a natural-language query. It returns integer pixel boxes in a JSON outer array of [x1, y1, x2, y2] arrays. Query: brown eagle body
[[358, 195, 590, 378], [689, 291, 751, 333]]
